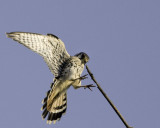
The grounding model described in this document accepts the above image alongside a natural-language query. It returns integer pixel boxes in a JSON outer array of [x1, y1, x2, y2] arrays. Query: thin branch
[[86, 65, 133, 128]]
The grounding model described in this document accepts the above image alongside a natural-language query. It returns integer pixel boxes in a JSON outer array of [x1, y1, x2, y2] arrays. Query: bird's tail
[[41, 82, 67, 124]]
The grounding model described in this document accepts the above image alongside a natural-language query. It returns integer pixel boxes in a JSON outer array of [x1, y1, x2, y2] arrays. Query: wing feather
[[6, 32, 70, 77]]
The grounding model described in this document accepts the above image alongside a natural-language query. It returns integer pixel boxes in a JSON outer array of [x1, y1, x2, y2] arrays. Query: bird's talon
[[80, 74, 88, 80], [75, 74, 88, 81], [82, 84, 96, 91]]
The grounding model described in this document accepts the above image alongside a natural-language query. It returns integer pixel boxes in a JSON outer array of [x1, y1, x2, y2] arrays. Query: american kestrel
[[6, 32, 94, 124]]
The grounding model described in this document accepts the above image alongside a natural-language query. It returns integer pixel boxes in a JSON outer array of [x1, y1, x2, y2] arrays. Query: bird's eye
[[81, 54, 85, 59]]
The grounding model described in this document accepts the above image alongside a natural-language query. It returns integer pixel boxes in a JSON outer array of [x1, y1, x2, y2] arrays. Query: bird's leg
[[71, 74, 88, 82], [78, 84, 96, 91], [75, 74, 88, 81]]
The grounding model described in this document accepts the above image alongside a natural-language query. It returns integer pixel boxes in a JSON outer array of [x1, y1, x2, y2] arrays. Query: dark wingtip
[[6, 32, 17, 38], [47, 33, 59, 39], [6, 32, 11, 38]]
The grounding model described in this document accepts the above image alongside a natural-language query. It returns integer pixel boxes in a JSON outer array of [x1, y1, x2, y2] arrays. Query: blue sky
[[1, 0, 160, 128]]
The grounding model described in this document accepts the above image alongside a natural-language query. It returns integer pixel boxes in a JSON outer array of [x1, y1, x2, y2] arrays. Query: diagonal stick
[[86, 65, 133, 128]]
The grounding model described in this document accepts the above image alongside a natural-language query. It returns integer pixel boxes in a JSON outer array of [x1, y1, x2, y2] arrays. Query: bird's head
[[75, 52, 90, 64]]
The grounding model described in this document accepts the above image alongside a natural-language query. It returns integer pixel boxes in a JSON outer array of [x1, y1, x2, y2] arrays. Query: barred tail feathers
[[41, 85, 67, 124]]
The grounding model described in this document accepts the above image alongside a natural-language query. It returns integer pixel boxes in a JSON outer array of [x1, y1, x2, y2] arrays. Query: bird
[[6, 32, 94, 124]]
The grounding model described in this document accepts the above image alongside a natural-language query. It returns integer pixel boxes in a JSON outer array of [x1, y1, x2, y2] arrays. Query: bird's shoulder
[[69, 56, 81, 64]]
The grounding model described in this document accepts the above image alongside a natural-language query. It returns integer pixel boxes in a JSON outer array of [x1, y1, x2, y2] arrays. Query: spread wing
[[6, 32, 70, 77]]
